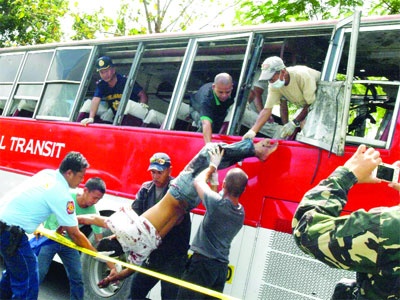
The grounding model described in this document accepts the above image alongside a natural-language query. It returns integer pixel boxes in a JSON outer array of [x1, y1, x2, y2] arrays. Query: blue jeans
[[37, 241, 83, 300], [129, 253, 187, 299], [170, 139, 255, 211], [0, 231, 39, 300]]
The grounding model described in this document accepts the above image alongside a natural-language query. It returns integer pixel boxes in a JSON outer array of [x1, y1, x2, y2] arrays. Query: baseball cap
[[96, 56, 114, 71], [259, 56, 286, 81], [148, 153, 171, 171]]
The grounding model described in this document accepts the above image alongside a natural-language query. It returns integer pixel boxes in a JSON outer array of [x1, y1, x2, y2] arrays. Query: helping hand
[[242, 129, 256, 140], [208, 146, 224, 169], [280, 121, 297, 138], [81, 117, 94, 126], [209, 171, 219, 186], [95, 251, 116, 263]]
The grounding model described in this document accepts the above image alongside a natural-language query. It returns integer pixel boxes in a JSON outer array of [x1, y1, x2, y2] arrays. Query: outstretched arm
[[77, 214, 109, 228]]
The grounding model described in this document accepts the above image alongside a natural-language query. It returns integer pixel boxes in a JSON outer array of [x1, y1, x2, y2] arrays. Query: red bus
[[0, 11, 399, 299]]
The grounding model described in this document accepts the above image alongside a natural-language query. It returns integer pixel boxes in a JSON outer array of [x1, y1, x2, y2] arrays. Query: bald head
[[212, 73, 233, 102], [224, 168, 248, 197], [214, 73, 232, 85]]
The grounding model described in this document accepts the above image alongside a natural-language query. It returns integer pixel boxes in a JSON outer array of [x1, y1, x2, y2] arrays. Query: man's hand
[[209, 171, 219, 186], [280, 121, 297, 138], [81, 117, 94, 126], [242, 129, 256, 140], [344, 144, 382, 183], [95, 251, 116, 263], [208, 146, 224, 169]]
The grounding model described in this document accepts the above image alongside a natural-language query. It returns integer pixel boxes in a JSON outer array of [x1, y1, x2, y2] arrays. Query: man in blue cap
[[80, 56, 148, 125], [118, 152, 191, 299]]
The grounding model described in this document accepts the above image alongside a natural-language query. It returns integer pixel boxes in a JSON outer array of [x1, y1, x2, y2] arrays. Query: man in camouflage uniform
[[292, 144, 400, 300]]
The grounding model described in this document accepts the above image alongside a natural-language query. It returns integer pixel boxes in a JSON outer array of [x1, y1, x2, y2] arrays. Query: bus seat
[[76, 99, 109, 122], [124, 101, 149, 119], [121, 114, 143, 127], [142, 109, 165, 128], [13, 100, 35, 118]]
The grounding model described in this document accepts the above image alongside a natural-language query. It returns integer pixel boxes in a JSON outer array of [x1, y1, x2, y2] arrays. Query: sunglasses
[[150, 157, 168, 165]]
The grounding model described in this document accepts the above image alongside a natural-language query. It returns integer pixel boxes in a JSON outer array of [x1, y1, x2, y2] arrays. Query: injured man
[[77, 138, 278, 286]]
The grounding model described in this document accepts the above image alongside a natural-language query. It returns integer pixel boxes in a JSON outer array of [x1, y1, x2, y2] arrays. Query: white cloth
[[105, 206, 161, 265]]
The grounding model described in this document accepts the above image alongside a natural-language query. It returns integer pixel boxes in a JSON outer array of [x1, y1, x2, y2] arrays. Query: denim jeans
[[129, 253, 188, 300], [170, 139, 255, 211], [0, 231, 39, 300], [37, 241, 83, 300]]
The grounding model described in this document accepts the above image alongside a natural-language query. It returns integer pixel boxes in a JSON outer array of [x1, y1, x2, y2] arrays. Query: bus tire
[[82, 224, 132, 299], [82, 252, 132, 299]]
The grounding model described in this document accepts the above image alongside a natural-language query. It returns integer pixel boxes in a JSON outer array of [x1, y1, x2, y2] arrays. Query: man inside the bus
[[292, 144, 399, 300], [242, 56, 321, 140], [190, 73, 235, 143], [80, 56, 148, 125], [77, 138, 278, 287], [243, 68, 282, 138]]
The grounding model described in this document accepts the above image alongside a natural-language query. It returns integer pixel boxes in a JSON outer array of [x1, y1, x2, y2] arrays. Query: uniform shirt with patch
[[44, 191, 102, 238], [0, 169, 78, 234], [94, 73, 144, 113]]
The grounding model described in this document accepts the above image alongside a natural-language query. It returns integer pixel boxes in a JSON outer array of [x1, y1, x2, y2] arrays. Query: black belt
[[192, 252, 210, 259], [0, 220, 26, 256]]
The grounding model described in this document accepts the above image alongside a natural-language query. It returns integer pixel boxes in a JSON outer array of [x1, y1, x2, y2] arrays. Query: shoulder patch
[[66, 201, 75, 214]]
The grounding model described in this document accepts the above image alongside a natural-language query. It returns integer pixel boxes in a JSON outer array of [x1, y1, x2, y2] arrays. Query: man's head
[[96, 56, 116, 83], [80, 177, 106, 208], [223, 168, 248, 198], [212, 73, 233, 102], [148, 152, 172, 188], [59, 151, 89, 188], [259, 56, 286, 81]]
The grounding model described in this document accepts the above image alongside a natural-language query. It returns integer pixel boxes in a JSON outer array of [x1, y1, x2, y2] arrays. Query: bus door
[[162, 32, 261, 134]]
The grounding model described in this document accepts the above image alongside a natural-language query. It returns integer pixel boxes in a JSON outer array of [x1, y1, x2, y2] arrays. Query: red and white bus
[[0, 11, 399, 299]]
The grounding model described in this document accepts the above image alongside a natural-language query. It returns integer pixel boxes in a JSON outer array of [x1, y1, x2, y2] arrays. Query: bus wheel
[[82, 227, 132, 299]]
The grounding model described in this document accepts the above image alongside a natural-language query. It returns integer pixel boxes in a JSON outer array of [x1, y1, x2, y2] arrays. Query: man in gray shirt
[[176, 147, 248, 299]]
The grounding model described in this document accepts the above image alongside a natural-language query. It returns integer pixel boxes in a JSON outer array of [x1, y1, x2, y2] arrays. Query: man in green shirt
[[37, 177, 106, 300]]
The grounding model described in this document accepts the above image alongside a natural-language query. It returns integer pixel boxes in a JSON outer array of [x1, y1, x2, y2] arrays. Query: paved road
[[0, 261, 69, 300]]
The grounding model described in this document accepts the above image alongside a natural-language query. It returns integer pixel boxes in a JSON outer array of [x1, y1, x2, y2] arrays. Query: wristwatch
[[293, 119, 301, 127]]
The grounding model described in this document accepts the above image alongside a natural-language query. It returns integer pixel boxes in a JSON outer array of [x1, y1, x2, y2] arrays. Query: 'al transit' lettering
[[9, 137, 65, 158]]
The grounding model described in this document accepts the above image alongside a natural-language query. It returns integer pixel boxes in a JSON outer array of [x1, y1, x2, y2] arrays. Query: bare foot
[[254, 139, 278, 161]]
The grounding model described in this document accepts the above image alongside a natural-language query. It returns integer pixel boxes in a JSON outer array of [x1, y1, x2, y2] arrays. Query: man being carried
[[78, 138, 278, 286]]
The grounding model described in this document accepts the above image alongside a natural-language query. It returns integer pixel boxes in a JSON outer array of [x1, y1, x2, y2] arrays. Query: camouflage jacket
[[292, 166, 400, 299]]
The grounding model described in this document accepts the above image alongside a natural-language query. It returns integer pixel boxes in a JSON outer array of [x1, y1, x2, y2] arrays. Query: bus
[[0, 11, 399, 299]]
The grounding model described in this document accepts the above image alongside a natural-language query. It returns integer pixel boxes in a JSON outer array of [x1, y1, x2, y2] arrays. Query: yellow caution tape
[[36, 226, 240, 300]]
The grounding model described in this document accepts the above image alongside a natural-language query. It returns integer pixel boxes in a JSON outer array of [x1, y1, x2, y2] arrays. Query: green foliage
[[70, 7, 115, 40], [0, 0, 68, 47], [234, 0, 364, 25]]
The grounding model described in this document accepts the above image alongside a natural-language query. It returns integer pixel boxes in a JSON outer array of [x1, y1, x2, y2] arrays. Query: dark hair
[[225, 168, 248, 197], [97, 238, 124, 257], [59, 151, 89, 174], [85, 177, 106, 194]]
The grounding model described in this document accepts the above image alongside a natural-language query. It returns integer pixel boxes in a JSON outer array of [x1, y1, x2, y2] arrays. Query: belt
[[192, 252, 210, 259]]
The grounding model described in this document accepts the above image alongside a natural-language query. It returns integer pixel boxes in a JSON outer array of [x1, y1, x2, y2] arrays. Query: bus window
[[0, 53, 24, 115], [343, 27, 400, 149], [36, 48, 92, 120], [8, 51, 53, 118]]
